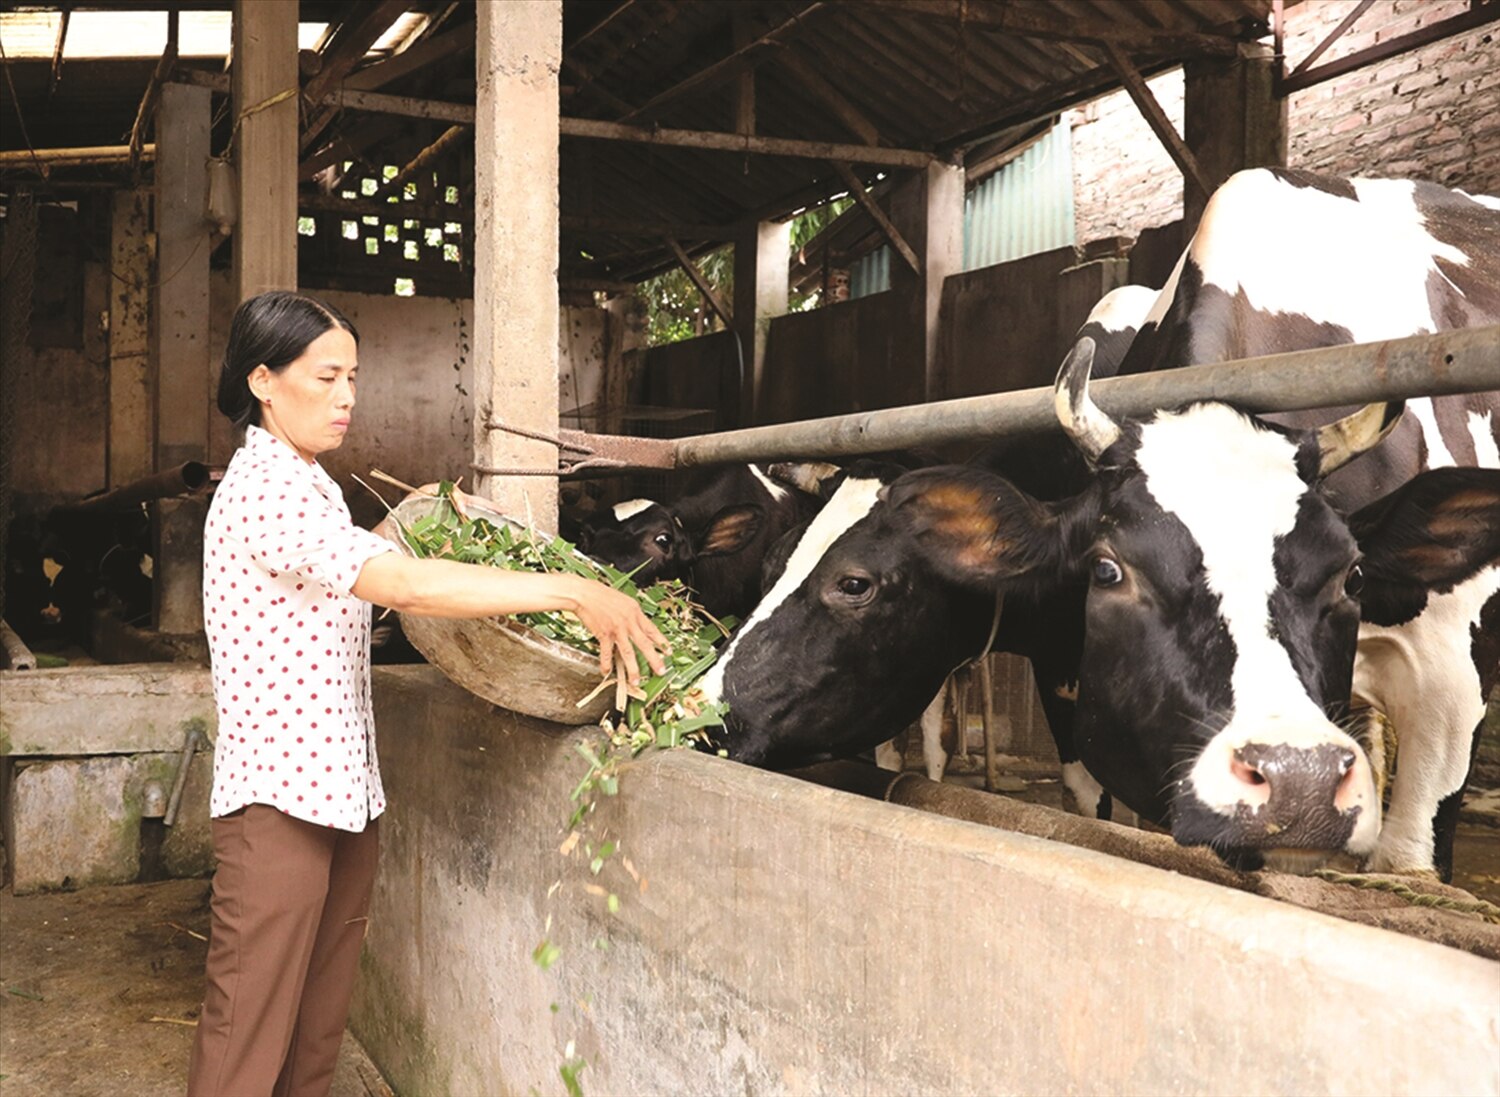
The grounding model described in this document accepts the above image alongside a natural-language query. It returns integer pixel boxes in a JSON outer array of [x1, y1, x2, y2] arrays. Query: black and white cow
[[573, 464, 821, 619], [704, 168, 1499, 879]]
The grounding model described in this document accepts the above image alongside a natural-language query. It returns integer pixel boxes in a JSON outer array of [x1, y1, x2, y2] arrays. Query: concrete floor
[[0, 878, 392, 1097]]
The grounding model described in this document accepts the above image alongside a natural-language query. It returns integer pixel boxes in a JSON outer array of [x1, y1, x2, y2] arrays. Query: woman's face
[[249, 326, 359, 463]]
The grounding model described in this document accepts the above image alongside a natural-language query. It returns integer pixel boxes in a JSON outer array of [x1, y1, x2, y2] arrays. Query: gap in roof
[[0, 9, 426, 61]]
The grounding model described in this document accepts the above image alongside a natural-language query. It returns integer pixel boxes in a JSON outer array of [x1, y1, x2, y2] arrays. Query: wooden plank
[[301, 0, 410, 107], [343, 23, 473, 91], [1103, 41, 1213, 202], [618, 2, 828, 123], [1285, 0, 1375, 78], [664, 236, 734, 329], [562, 214, 732, 238], [333, 86, 475, 124], [108, 189, 153, 488], [232, 0, 299, 302], [559, 116, 933, 168], [128, 34, 177, 175], [858, 0, 1240, 57], [773, 45, 881, 146], [0, 145, 153, 167], [831, 161, 921, 275]]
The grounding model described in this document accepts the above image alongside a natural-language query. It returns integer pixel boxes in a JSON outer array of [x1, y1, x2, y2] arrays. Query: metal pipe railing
[[55, 462, 212, 514], [653, 325, 1500, 468]]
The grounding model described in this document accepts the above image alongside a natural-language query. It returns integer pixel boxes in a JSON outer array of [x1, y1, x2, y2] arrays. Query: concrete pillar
[[232, 0, 298, 303], [154, 82, 212, 470], [888, 162, 966, 402], [733, 220, 790, 427], [1184, 42, 1286, 230], [472, 1, 561, 528], [108, 189, 152, 487]]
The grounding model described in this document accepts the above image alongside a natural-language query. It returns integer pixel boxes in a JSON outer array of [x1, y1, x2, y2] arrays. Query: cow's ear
[[886, 466, 1073, 587], [1351, 468, 1500, 590], [696, 504, 764, 558]]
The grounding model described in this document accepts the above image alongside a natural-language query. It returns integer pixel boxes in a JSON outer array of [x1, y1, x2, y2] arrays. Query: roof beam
[[48, 9, 70, 95], [128, 12, 178, 175], [299, 0, 411, 153], [617, 2, 829, 123], [854, 0, 1240, 57], [560, 116, 933, 169], [830, 161, 920, 274], [773, 44, 882, 146], [664, 236, 734, 329], [1101, 41, 1213, 203], [343, 23, 472, 91], [564, 0, 638, 59], [563, 215, 733, 239]]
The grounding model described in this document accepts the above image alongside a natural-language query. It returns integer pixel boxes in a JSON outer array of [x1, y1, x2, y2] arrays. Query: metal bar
[[1286, 0, 1374, 78], [567, 327, 1500, 470], [1280, 2, 1500, 95], [559, 116, 934, 169], [55, 462, 212, 514]]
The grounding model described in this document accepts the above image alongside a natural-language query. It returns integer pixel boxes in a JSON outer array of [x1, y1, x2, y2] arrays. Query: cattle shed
[[2, 2, 1499, 1095]]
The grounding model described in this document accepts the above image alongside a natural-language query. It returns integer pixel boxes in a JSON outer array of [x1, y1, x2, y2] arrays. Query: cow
[[701, 168, 1499, 880], [571, 463, 822, 620]]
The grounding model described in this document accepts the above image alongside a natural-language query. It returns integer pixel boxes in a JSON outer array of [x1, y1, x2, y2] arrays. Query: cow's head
[[574, 497, 763, 587], [700, 460, 1072, 768], [1051, 337, 1404, 869]]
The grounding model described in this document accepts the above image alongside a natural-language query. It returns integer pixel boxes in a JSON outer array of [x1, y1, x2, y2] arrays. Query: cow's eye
[[653, 532, 673, 549], [1092, 557, 1123, 587], [837, 575, 872, 598], [1344, 564, 1364, 597]]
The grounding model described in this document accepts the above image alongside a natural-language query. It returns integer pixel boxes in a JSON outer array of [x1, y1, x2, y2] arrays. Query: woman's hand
[[565, 576, 670, 683]]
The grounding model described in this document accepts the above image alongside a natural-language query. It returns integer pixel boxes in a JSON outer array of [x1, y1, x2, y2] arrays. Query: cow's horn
[[767, 461, 841, 495], [1053, 337, 1120, 463], [1315, 401, 1404, 477]]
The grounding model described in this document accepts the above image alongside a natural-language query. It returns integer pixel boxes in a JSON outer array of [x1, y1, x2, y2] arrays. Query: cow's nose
[[1229, 742, 1361, 815]]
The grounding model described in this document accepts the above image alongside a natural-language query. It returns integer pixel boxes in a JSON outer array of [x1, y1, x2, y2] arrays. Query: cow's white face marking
[[1192, 172, 1469, 344], [748, 463, 791, 504], [612, 498, 655, 522], [1410, 398, 1457, 468], [1132, 404, 1378, 847], [1468, 409, 1500, 468], [699, 476, 885, 702], [1087, 284, 1161, 331]]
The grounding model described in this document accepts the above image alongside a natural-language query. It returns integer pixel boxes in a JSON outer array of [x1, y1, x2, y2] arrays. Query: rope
[[1312, 869, 1500, 925], [214, 86, 299, 164]]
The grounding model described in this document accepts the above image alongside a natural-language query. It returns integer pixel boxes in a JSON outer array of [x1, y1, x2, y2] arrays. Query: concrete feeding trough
[[382, 493, 611, 725]]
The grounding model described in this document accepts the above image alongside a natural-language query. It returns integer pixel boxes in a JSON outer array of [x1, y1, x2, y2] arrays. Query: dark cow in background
[[571, 463, 821, 619], [703, 168, 1498, 880]]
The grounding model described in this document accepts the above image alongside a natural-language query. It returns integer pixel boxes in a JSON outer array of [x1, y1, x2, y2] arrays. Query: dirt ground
[[0, 878, 391, 1097]]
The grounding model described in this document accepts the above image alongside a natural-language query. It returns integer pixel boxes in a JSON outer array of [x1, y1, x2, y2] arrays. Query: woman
[[187, 290, 666, 1096]]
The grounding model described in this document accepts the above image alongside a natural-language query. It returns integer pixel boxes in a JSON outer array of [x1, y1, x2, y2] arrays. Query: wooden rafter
[[568, 2, 686, 107], [1101, 41, 1213, 203], [563, 215, 733, 239], [664, 236, 733, 328], [1285, 0, 1376, 79], [298, 191, 461, 223], [1279, 1, 1500, 94], [618, 2, 828, 123], [560, 116, 932, 169], [773, 44, 881, 146], [128, 12, 178, 175], [49, 9, 70, 95], [856, 0, 1240, 57], [299, 0, 411, 154], [565, 0, 638, 59], [830, 161, 920, 275], [343, 23, 472, 92]]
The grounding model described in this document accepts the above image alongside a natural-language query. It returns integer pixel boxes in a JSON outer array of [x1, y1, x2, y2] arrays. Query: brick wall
[[1070, 0, 1500, 253]]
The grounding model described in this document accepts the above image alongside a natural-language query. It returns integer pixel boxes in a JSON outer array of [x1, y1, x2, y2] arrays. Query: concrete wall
[[354, 667, 1500, 1097], [1071, 0, 1500, 249], [759, 292, 919, 424]]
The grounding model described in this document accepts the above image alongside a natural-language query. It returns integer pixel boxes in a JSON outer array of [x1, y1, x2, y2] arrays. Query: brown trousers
[[187, 804, 379, 1097]]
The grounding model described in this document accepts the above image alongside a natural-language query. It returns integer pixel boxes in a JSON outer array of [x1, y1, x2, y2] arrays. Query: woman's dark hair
[[217, 290, 360, 429]]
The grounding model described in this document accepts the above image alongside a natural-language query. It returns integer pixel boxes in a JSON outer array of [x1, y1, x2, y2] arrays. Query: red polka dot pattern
[[202, 425, 397, 833]]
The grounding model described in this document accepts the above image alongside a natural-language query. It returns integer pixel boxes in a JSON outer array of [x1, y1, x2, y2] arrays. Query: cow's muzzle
[[1173, 729, 1380, 869]]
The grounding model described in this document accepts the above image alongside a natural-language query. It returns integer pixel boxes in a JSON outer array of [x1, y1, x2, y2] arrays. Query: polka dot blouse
[[203, 425, 397, 832]]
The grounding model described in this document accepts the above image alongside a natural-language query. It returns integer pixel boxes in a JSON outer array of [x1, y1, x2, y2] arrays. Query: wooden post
[[153, 81, 212, 635], [154, 82, 212, 470], [732, 219, 789, 427], [1184, 42, 1286, 230], [108, 189, 152, 487], [232, 0, 298, 302], [888, 162, 965, 402], [472, 0, 562, 528]]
